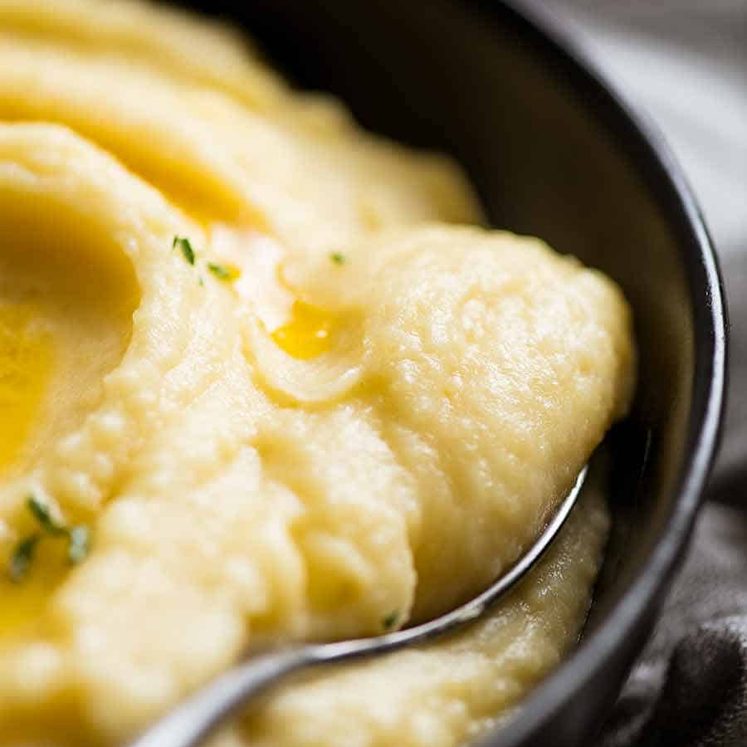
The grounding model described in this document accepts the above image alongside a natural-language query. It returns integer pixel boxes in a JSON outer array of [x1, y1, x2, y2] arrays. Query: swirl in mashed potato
[[0, 2, 635, 746]]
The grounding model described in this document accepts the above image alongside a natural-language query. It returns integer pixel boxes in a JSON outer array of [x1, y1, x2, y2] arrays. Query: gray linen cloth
[[542, 2, 747, 745]]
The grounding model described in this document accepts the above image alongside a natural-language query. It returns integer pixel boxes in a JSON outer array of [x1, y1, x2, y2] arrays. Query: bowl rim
[[468, 1, 728, 745]]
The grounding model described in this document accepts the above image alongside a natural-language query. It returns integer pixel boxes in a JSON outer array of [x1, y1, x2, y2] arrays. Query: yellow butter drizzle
[[0, 304, 61, 642], [271, 301, 336, 360], [0, 303, 53, 474], [0, 543, 67, 643]]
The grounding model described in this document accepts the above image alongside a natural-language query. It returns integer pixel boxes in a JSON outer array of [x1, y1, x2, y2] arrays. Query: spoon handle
[[129, 637, 387, 747], [128, 647, 314, 747]]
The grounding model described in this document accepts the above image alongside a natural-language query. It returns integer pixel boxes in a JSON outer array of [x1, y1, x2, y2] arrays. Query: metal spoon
[[130, 467, 587, 747]]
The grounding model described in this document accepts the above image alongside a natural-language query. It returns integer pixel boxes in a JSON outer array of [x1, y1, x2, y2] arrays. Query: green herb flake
[[27, 495, 67, 536], [207, 262, 236, 281], [68, 526, 91, 565], [10, 496, 93, 580], [173, 236, 196, 266], [382, 611, 399, 631], [330, 252, 346, 266], [9, 534, 40, 582]]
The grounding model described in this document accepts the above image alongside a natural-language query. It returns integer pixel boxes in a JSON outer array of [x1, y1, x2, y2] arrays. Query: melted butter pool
[[0, 303, 53, 474], [271, 301, 337, 360], [0, 304, 60, 642]]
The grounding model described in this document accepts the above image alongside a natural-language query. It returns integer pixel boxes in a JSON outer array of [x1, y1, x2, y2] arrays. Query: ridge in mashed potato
[[0, 2, 635, 746]]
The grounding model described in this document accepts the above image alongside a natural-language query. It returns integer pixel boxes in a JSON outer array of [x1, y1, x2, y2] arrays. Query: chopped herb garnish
[[382, 611, 399, 631], [7, 495, 92, 581], [173, 236, 196, 266], [68, 526, 91, 565], [9, 534, 40, 582], [27, 495, 67, 536], [172, 237, 239, 285], [330, 252, 346, 265], [207, 262, 235, 281]]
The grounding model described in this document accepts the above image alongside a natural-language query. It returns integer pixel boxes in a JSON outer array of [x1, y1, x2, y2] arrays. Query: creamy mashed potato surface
[[0, 2, 635, 746]]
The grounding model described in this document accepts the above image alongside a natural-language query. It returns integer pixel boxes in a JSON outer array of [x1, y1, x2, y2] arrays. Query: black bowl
[[176, 0, 727, 744]]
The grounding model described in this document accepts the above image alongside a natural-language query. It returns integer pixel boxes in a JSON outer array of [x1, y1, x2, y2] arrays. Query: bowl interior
[[175, 1, 723, 744]]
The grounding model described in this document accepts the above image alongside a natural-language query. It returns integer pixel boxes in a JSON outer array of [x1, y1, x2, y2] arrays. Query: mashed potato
[[0, 2, 635, 746]]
